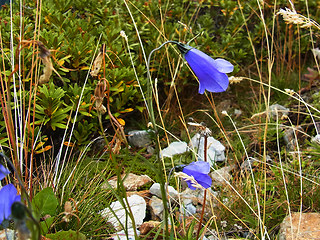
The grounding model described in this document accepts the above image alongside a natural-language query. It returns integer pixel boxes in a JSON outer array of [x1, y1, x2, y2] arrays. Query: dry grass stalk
[[174, 172, 205, 190]]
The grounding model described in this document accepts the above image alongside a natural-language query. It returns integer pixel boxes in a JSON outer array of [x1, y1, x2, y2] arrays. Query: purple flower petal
[[213, 59, 234, 73], [192, 173, 212, 189], [182, 161, 212, 190], [183, 48, 233, 94], [183, 161, 210, 174], [197, 70, 229, 94], [0, 184, 20, 225], [0, 202, 3, 224], [0, 164, 10, 181], [185, 180, 197, 190]]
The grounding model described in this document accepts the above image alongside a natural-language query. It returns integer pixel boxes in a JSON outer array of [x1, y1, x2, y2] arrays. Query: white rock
[[234, 109, 242, 117], [181, 203, 197, 217], [210, 165, 235, 187], [149, 183, 178, 199], [283, 127, 302, 150], [100, 194, 146, 230], [269, 104, 290, 119], [149, 196, 164, 220], [241, 158, 255, 171], [181, 197, 193, 206], [311, 134, 320, 144], [128, 130, 153, 148], [160, 141, 188, 158], [180, 188, 218, 206], [0, 229, 15, 240], [207, 235, 219, 240], [190, 133, 226, 163]]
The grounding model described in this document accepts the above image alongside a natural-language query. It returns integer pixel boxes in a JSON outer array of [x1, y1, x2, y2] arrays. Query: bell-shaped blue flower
[[0, 164, 10, 181], [0, 184, 21, 225], [182, 161, 212, 190], [177, 43, 234, 94]]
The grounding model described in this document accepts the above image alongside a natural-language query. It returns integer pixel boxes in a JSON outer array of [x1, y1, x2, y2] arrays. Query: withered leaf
[[90, 51, 103, 77]]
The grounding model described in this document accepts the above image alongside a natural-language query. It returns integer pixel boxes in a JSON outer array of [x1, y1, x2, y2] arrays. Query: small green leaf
[[32, 187, 58, 218], [79, 111, 92, 117], [40, 216, 55, 235], [53, 123, 68, 129], [46, 230, 86, 240], [136, 106, 145, 112]]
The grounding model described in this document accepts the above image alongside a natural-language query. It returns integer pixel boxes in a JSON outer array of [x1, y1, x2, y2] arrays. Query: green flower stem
[[196, 135, 208, 240], [97, 113, 109, 147], [147, 41, 183, 239], [146, 41, 179, 121]]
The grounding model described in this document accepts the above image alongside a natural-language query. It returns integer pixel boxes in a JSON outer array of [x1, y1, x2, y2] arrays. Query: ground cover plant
[[1, 0, 320, 239]]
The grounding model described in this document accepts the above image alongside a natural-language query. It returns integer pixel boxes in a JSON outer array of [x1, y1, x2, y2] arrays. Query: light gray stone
[[180, 188, 218, 206], [149, 196, 164, 220], [100, 194, 146, 230], [182, 203, 197, 217], [128, 130, 154, 148], [269, 104, 290, 119], [160, 141, 188, 158], [234, 109, 242, 117], [206, 234, 220, 240], [190, 133, 226, 164], [240, 158, 255, 171], [0, 229, 15, 240], [311, 134, 320, 144], [283, 127, 303, 150], [149, 183, 178, 200], [210, 165, 235, 187]]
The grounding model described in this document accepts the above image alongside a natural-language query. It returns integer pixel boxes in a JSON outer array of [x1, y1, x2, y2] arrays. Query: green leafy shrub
[[34, 82, 72, 131]]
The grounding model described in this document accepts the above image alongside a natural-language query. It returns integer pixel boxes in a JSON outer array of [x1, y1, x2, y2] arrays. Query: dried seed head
[[221, 110, 228, 116], [188, 121, 211, 137], [38, 57, 53, 85], [64, 201, 72, 213], [36, 41, 51, 59], [285, 89, 295, 96], [229, 76, 244, 84], [94, 80, 107, 114], [120, 30, 128, 41], [34, 41, 53, 85], [94, 81, 106, 100], [277, 8, 315, 29], [91, 51, 103, 77]]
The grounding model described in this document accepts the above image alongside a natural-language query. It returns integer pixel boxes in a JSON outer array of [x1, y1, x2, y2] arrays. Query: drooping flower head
[[0, 184, 21, 225], [177, 43, 234, 94], [0, 164, 10, 181], [182, 161, 212, 190]]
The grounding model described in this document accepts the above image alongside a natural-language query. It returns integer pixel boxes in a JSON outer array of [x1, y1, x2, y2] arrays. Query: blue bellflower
[[0, 184, 21, 225], [177, 43, 234, 94], [0, 164, 10, 181], [182, 161, 212, 190]]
